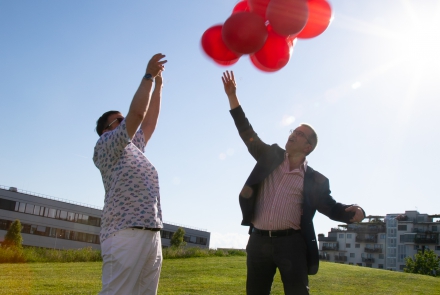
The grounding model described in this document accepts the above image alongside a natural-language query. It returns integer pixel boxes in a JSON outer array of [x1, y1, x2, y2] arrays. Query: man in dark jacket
[[221, 71, 365, 295]]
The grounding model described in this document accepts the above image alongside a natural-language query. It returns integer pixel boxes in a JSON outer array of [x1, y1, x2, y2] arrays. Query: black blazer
[[230, 106, 358, 275]]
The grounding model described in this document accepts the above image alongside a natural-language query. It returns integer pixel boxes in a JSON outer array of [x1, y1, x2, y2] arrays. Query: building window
[[399, 265, 405, 270], [0, 198, 16, 211], [0, 218, 100, 244], [339, 234, 344, 239], [347, 234, 352, 239], [378, 264, 384, 269], [366, 264, 372, 268], [357, 263, 362, 266], [48, 208, 56, 218], [379, 254, 384, 259], [398, 225, 407, 231], [350, 253, 355, 258], [25, 204, 35, 214], [380, 234, 386, 239], [346, 243, 351, 248], [18, 202, 26, 213], [355, 244, 360, 248], [432, 226, 438, 232]]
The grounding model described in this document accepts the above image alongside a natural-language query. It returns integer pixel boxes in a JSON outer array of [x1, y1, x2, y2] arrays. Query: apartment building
[[318, 211, 440, 272], [0, 186, 210, 250]]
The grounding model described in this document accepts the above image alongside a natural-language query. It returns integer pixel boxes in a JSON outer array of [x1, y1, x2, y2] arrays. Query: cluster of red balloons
[[201, 0, 332, 72]]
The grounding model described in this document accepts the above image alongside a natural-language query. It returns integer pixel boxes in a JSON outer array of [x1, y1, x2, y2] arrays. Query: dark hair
[[96, 110, 120, 136]]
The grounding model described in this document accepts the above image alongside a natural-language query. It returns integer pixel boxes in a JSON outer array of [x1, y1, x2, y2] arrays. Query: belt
[[130, 226, 161, 232], [252, 227, 300, 237]]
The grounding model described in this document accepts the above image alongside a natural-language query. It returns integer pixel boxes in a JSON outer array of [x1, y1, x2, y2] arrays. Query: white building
[[318, 211, 440, 272], [0, 185, 210, 250]]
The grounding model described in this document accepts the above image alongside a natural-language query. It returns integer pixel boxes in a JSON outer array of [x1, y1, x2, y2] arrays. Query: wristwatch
[[143, 73, 154, 82]]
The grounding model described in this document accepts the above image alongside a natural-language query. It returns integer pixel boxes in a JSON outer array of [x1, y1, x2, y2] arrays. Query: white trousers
[[99, 228, 162, 295]]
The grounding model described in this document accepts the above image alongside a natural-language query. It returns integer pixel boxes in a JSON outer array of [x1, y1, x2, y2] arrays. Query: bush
[[163, 247, 246, 259], [0, 247, 102, 263], [2, 219, 23, 249], [170, 228, 186, 248], [0, 246, 25, 263], [404, 248, 440, 277]]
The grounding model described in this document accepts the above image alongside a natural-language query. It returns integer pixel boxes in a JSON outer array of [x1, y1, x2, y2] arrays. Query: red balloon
[[248, 0, 271, 19], [287, 34, 298, 47], [233, 1, 250, 14], [222, 12, 268, 54], [250, 29, 293, 72], [201, 24, 241, 65], [213, 58, 240, 66], [266, 0, 309, 36], [297, 0, 332, 39]]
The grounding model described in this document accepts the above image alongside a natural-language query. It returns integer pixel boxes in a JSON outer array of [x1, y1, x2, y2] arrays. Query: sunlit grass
[[1, 258, 440, 295]]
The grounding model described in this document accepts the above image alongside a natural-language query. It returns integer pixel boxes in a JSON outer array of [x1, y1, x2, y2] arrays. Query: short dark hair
[[96, 110, 120, 136]]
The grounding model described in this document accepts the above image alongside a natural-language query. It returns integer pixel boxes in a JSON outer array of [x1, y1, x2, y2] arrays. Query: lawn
[[0, 257, 439, 294]]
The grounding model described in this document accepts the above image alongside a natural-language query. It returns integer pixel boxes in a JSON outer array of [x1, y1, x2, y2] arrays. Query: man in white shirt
[[93, 53, 167, 295]]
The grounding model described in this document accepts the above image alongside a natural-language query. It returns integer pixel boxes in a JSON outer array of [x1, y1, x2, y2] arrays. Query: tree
[[404, 248, 440, 277], [170, 227, 186, 248], [3, 219, 23, 249]]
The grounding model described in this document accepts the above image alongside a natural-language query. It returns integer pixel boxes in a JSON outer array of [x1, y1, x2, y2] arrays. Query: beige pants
[[99, 228, 162, 295]]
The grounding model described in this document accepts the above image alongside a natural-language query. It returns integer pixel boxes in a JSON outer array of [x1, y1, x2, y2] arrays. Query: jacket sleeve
[[230, 106, 270, 161], [312, 172, 362, 223]]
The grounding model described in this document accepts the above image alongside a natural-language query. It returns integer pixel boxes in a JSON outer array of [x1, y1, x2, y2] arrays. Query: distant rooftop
[[0, 184, 207, 232], [0, 184, 102, 210]]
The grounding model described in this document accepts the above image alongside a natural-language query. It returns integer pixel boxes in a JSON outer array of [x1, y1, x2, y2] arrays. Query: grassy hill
[[0, 257, 439, 294]]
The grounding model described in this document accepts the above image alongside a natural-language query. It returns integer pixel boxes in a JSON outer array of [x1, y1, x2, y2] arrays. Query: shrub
[[3, 219, 23, 249], [170, 228, 186, 248]]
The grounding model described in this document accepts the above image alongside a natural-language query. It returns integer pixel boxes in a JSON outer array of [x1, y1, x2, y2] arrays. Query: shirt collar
[[284, 153, 308, 172]]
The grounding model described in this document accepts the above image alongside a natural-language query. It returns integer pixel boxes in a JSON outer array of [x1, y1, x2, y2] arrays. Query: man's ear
[[304, 144, 313, 155]]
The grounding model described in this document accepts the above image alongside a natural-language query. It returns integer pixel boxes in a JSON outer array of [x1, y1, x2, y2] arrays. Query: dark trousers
[[246, 231, 309, 295]]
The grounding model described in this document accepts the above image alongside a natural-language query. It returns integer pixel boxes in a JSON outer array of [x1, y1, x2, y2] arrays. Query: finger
[[225, 70, 231, 80], [152, 53, 165, 61], [231, 71, 235, 81]]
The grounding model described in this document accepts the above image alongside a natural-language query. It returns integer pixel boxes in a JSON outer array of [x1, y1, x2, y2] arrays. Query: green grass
[[0, 258, 439, 294], [0, 246, 245, 263]]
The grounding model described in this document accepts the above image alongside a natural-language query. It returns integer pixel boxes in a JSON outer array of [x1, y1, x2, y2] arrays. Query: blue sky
[[1, 1, 440, 249]]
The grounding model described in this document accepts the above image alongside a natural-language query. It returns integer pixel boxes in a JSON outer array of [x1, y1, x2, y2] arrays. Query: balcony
[[364, 248, 383, 254], [356, 235, 377, 243], [322, 245, 339, 251], [362, 258, 375, 263], [334, 255, 348, 262], [415, 237, 438, 244], [350, 225, 386, 234], [319, 255, 330, 261], [415, 233, 439, 244], [318, 236, 337, 242]]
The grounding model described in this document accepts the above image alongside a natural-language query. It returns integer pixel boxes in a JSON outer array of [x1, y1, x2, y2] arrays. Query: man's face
[[102, 113, 124, 134], [285, 125, 313, 155]]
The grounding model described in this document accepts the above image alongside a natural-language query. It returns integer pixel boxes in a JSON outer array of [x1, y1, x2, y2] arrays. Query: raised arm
[[223, 71, 270, 160], [222, 71, 240, 109], [141, 72, 163, 144], [125, 53, 167, 139]]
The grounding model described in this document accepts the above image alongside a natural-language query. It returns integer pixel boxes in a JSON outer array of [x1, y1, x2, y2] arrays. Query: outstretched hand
[[146, 53, 167, 77], [346, 206, 365, 223], [222, 71, 236, 97]]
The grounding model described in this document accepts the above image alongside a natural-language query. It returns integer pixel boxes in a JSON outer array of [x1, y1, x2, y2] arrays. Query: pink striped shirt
[[252, 153, 306, 230]]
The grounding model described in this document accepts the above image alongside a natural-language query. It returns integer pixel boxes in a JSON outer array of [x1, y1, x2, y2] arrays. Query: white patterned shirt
[[93, 119, 162, 242], [252, 153, 306, 231]]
